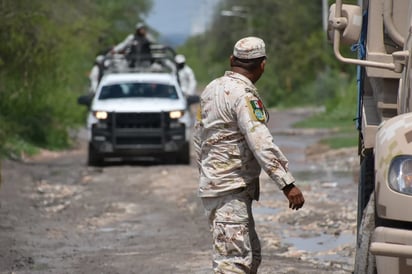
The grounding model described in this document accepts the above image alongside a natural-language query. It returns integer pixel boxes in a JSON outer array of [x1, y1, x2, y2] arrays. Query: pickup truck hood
[[92, 98, 186, 112]]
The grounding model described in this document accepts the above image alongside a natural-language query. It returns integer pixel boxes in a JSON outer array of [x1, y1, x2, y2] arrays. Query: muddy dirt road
[[0, 109, 359, 274]]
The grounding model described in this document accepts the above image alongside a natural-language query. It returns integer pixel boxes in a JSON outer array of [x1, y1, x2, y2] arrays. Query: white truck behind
[[78, 45, 199, 166]]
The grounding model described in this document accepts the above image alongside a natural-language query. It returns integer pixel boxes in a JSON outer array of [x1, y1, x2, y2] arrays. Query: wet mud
[[0, 108, 359, 273]]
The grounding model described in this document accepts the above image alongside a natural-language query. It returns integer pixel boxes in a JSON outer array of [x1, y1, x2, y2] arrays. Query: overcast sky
[[145, 0, 220, 37]]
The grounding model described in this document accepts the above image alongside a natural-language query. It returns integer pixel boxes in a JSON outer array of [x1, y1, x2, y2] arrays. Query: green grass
[[294, 73, 360, 150], [295, 114, 358, 149], [1, 137, 40, 159], [319, 134, 358, 149], [294, 113, 356, 131]]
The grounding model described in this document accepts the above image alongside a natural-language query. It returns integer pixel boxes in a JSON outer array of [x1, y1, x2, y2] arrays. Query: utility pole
[[322, 0, 328, 32], [221, 6, 252, 34]]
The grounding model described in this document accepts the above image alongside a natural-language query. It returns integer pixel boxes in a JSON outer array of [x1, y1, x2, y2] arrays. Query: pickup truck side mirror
[[187, 95, 200, 105], [77, 93, 94, 107]]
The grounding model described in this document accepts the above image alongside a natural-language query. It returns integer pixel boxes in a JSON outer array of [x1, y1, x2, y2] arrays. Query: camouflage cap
[[233, 36, 266, 59]]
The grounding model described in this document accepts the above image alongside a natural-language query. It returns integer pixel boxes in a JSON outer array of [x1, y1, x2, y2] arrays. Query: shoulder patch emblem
[[196, 106, 202, 121], [248, 99, 266, 122]]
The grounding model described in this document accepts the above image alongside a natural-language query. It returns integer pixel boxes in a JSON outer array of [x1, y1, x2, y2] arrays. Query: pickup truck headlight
[[169, 110, 184, 119], [388, 155, 412, 195], [93, 111, 108, 120]]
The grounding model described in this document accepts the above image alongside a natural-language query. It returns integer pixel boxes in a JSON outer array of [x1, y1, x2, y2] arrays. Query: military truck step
[[362, 96, 380, 149], [377, 101, 397, 110]]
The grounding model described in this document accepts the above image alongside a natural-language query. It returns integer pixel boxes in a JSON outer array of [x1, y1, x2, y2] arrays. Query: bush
[[0, 0, 151, 157]]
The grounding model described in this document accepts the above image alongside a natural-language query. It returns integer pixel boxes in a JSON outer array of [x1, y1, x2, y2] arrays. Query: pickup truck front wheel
[[176, 142, 190, 165], [88, 143, 103, 166]]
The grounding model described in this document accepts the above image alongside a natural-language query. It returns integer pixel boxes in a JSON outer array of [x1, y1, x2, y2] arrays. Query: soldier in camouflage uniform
[[193, 36, 305, 274]]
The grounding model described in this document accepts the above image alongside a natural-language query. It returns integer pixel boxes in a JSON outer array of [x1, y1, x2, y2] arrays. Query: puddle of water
[[98, 227, 116, 232], [295, 170, 354, 186], [285, 232, 356, 267], [287, 232, 355, 253]]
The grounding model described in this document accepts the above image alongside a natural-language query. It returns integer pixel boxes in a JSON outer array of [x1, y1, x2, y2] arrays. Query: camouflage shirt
[[193, 71, 295, 197]]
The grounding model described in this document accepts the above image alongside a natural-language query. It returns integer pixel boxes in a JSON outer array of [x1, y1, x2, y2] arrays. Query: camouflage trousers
[[201, 189, 261, 274]]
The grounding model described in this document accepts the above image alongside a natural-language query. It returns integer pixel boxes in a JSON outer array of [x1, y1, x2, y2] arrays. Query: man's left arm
[[236, 95, 304, 209], [235, 94, 295, 189]]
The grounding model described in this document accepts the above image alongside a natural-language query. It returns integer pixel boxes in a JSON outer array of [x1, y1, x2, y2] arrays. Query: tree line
[[179, 0, 358, 107], [0, 0, 151, 156]]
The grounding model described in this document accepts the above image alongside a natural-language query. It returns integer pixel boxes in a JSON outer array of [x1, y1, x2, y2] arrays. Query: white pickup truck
[[78, 46, 199, 166]]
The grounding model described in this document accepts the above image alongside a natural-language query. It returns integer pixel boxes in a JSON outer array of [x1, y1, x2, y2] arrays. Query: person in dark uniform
[[112, 23, 153, 68]]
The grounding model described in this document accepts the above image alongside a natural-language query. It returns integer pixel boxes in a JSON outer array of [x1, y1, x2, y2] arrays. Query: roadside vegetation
[[178, 0, 360, 149], [0, 0, 152, 157], [0, 0, 359, 158], [293, 75, 359, 149]]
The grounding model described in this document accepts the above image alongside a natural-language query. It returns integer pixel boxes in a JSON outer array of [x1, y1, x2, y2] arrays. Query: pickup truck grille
[[116, 136, 162, 145], [92, 111, 185, 150], [113, 113, 166, 129], [111, 112, 169, 146]]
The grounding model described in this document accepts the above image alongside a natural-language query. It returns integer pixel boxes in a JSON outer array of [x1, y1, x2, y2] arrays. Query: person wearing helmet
[[175, 54, 197, 96], [89, 55, 106, 93], [112, 23, 154, 68]]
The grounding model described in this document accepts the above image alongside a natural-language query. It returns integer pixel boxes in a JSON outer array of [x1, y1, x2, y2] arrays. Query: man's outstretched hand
[[282, 184, 305, 210]]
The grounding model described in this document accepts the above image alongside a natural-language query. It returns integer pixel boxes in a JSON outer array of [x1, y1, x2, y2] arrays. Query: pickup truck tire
[[88, 143, 103, 167]]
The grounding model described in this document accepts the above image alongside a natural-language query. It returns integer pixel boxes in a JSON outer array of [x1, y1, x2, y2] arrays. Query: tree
[[0, 0, 152, 154], [179, 0, 358, 107]]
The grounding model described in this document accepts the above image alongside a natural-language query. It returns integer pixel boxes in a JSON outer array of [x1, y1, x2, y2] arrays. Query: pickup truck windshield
[[99, 83, 178, 100]]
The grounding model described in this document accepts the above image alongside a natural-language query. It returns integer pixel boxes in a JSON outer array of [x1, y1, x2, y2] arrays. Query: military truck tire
[[177, 142, 190, 165], [357, 150, 374, 233], [88, 143, 103, 167], [354, 194, 376, 274]]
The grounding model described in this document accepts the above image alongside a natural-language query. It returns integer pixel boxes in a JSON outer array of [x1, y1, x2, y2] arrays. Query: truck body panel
[[328, 1, 412, 272]]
